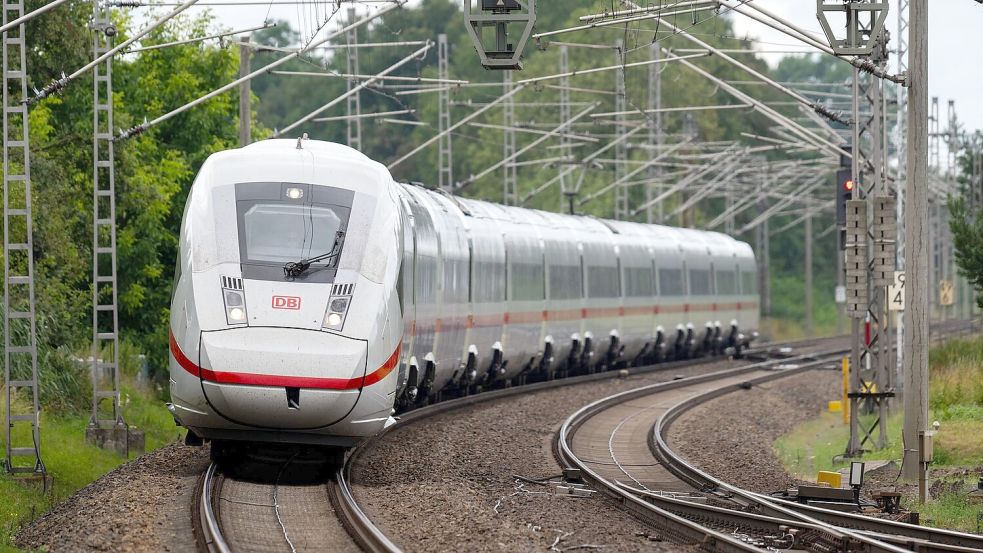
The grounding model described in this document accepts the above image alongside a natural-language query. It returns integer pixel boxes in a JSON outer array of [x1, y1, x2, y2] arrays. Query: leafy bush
[[38, 348, 89, 415]]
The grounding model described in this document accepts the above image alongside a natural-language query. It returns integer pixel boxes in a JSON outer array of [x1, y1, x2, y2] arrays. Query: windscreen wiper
[[283, 231, 345, 278]]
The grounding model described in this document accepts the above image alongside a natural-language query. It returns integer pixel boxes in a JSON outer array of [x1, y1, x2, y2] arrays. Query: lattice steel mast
[[437, 33, 452, 191], [345, 6, 362, 151], [613, 39, 627, 220], [89, 0, 124, 436], [503, 70, 517, 205], [3, 0, 44, 476]]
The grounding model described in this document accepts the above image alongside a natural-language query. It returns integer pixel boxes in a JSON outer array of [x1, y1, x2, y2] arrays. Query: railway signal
[[836, 169, 855, 228], [463, 0, 536, 70]]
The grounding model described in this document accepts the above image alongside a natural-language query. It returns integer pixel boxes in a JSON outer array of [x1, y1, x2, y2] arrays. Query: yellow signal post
[[841, 357, 850, 425]]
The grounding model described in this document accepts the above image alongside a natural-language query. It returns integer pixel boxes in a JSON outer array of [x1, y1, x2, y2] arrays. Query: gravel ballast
[[15, 442, 208, 553], [667, 368, 840, 494], [351, 360, 746, 553]]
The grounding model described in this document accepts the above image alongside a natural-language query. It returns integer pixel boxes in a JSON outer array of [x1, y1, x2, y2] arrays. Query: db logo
[[271, 295, 301, 310]]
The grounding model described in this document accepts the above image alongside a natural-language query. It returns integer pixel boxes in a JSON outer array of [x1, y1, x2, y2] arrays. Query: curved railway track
[[189, 326, 980, 553], [192, 339, 805, 553], [556, 341, 983, 552]]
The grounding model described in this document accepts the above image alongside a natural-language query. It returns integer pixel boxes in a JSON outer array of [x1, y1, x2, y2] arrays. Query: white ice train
[[167, 139, 759, 451]]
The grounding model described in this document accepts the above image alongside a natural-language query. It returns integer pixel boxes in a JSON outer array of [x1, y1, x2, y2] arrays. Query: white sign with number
[[835, 285, 846, 304], [888, 271, 905, 311], [940, 280, 955, 306]]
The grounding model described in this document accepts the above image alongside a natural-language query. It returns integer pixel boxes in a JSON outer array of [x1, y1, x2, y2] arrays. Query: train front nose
[[198, 327, 367, 430]]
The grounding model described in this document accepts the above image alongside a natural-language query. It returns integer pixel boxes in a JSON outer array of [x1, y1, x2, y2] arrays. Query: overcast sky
[[154, 0, 983, 133]]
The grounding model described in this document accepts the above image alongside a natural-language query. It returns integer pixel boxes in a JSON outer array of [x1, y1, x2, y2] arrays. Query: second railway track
[[557, 339, 983, 552]]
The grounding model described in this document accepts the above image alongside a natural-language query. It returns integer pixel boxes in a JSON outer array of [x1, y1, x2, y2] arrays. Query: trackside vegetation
[[775, 335, 983, 532]]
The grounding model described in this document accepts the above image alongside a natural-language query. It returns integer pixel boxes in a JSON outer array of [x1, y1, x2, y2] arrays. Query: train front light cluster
[[323, 296, 350, 331], [224, 289, 247, 324]]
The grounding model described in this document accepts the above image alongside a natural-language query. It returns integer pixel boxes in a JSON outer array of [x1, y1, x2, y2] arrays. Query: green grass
[[774, 335, 983, 532], [1, 376, 183, 551], [760, 316, 840, 342]]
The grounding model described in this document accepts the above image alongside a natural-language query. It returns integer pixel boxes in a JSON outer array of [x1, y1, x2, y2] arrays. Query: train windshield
[[243, 203, 343, 264]]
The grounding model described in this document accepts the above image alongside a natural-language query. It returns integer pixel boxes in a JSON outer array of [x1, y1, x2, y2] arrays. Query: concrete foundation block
[[86, 425, 146, 457]]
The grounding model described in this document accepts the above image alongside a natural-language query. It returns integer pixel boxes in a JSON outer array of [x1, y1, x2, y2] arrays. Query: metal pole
[[648, 41, 663, 224], [503, 70, 517, 205], [3, 0, 44, 476], [896, 0, 908, 394], [437, 34, 452, 191], [805, 213, 813, 338], [559, 45, 571, 208], [902, 0, 929, 496], [238, 37, 250, 147], [614, 39, 627, 220], [89, 0, 123, 442], [345, 6, 361, 151]]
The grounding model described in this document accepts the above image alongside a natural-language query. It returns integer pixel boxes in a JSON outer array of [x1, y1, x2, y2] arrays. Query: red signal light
[[843, 179, 855, 192]]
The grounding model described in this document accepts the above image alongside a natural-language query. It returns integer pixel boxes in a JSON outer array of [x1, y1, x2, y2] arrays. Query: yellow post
[[841, 357, 850, 424]]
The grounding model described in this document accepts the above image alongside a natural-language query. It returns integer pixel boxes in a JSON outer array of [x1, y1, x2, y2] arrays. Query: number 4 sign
[[888, 271, 905, 311]]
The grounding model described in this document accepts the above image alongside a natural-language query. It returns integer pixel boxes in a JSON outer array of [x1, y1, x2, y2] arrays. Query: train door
[[397, 192, 416, 390]]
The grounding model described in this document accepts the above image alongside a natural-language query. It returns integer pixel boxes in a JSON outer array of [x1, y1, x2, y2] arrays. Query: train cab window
[[689, 269, 712, 296], [741, 269, 758, 295], [243, 204, 343, 264], [235, 182, 354, 282], [625, 267, 653, 297], [658, 268, 684, 296], [716, 270, 737, 295], [588, 265, 620, 298]]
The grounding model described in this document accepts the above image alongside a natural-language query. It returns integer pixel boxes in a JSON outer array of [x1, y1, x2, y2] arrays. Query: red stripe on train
[[168, 329, 400, 390]]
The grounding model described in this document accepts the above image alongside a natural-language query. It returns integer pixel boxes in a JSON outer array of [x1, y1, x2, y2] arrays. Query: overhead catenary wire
[[124, 22, 276, 53], [30, 0, 206, 103], [275, 41, 432, 136], [387, 84, 527, 170], [271, 70, 467, 85], [0, 0, 72, 35]]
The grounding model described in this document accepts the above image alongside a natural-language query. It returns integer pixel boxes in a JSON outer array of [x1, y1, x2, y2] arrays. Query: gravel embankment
[[351, 360, 747, 553], [16, 442, 207, 553], [667, 369, 840, 494]]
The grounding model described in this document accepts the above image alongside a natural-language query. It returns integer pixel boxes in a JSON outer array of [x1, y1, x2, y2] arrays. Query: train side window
[[741, 268, 758, 295], [625, 266, 653, 297], [716, 269, 737, 295], [587, 265, 620, 298], [689, 269, 711, 296], [512, 261, 544, 301], [549, 264, 582, 300], [658, 268, 684, 296]]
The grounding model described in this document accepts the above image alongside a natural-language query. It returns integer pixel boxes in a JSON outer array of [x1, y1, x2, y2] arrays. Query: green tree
[[949, 195, 983, 310]]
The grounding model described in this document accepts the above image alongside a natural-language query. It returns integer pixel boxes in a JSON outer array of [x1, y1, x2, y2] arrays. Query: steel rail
[[650, 324, 983, 553], [196, 462, 233, 553], [330, 467, 401, 553], [622, 485, 983, 553], [555, 351, 853, 552], [334, 338, 843, 552]]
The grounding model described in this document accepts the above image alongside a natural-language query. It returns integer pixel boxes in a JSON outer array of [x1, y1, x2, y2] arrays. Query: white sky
[[146, 0, 983, 133]]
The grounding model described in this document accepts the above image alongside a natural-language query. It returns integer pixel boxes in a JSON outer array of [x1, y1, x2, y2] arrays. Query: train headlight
[[286, 187, 304, 200], [322, 295, 350, 331], [223, 289, 248, 325]]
